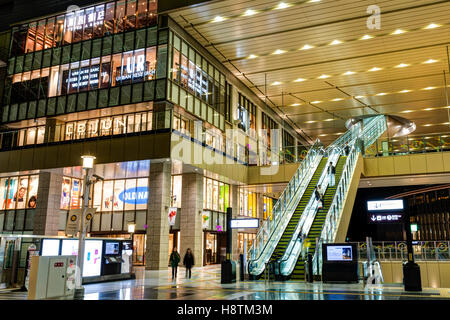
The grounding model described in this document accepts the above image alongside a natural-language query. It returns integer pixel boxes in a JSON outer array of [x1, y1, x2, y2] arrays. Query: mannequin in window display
[[61, 179, 71, 209]]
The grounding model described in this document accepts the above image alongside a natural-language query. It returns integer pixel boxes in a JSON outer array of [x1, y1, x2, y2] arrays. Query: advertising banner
[[168, 207, 177, 226], [202, 211, 210, 229]]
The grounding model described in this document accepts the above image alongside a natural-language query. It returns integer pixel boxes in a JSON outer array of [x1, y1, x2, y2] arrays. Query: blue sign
[[118, 187, 148, 204]]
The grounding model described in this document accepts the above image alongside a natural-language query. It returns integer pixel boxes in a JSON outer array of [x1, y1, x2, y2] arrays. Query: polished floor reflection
[[1, 265, 450, 300]]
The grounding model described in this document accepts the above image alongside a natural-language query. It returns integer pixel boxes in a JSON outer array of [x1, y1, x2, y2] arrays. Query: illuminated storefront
[[239, 189, 258, 218], [263, 196, 275, 221], [237, 232, 256, 256], [0, 174, 39, 233]]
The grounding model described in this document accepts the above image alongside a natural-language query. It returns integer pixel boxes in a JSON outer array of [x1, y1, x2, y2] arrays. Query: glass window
[[137, 0, 149, 27], [172, 48, 180, 82], [212, 180, 218, 211], [180, 54, 188, 88], [93, 180, 103, 210], [94, 5, 105, 38], [113, 180, 125, 211], [126, 0, 137, 30], [171, 175, 182, 208], [27, 175, 39, 209], [111, 53, 122, 87], [136, 178, 148, 210], [44, 19, 55, 50], [115, 1, 126, 33], [35, 20, 46, 51], [6, 177, 18, 210], [70, 179, 81, 209], [124, 179, 136, 210], [14, 177, 29, 209], [102, 180, 114, 211], [104, 2, 115, 35], [0, 178, 7, 210], [25, 22, 37, 53]]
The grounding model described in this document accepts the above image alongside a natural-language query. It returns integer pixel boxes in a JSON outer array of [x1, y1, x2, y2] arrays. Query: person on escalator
[[344, 143, 350, 156], [328, 163, 336, 187], [316, 185, 324, 209]]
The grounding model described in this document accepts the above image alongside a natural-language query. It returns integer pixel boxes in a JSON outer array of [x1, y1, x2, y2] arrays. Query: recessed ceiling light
[[311, 101, 322, 104], [343, 71, 356, 75], [360, 35, 374, 40], [291, 103, 301, 106], [399, 89, 412, 93], [424, 108, 434, 111], [272, 49, 286, 55], [423, 59, 438, 64], [275, 2, 291, 9], [329, 40, 342, 45], [324, 118, 334, 121], [368, 67, 382, 72], [442, 122, 450, 125], [318, 74, 330, 79], [271, 81, 282, 85], [212, 16, 226, 23], [243, 9, 257, 16], [402, 110, 413, 113], [308, 0, 321, 2], [305, 120, 317, 123], [332, 98, 343, 101], [355, 95, 365, 99], [424, 23, 441, 29], [318, 134, 327, 137], [395, 63, 410, 68], [247, 54, 258, 59], [300, 44, 314, 50], [376, 92, 387, 96], [391, 29, 406, 35], [423, 86, 436, 90], [423, 124, 433, 127], [294, 78, 306, 82]]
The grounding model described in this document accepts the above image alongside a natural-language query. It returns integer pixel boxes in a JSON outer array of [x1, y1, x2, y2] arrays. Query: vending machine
[[102, 241, 124, 276]]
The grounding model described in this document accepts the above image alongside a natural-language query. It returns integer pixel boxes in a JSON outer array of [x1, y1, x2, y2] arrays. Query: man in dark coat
[[183, 248, 195, 279], [169, 247, 181, 280]]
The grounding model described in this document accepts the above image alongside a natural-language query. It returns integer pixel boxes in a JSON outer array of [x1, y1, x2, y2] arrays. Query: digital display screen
[[326, 245, 353, 261], [105, 242, 119, 255], [41, 239, 60, 256], [367, 200, 403, 211], [122, 242, 132, 251], [61, 239, 79, 256], [83, 240, 103, 277]]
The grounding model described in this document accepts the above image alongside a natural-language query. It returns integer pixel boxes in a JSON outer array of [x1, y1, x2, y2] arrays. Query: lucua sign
[[118, 187, 148, 204]]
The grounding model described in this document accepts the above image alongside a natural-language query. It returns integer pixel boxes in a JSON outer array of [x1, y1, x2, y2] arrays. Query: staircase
[[269, 158, 328, 265], [290, 156, 347, 280]]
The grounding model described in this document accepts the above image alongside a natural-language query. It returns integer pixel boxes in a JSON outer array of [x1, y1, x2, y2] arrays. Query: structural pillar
[[231, 184, 239, 260], [179, 172, 203, 268], [33, 170, 64, 235], [145, 161, 172, 270]]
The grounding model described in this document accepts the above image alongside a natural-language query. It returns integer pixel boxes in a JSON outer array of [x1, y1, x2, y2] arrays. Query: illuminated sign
[[66, 9, 105, 32], [368, 213, 403, 224], [367, 200, 404, 211], [168, 207, 177, 226], [230, 218, 259, 229], [118, 186, 148, 205], [67, 65, 100, 90], [115, 53, 155, 82]]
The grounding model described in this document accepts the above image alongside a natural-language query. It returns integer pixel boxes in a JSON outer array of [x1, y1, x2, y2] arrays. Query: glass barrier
[[247, 140, 325, 276], [353, 241, 450, 261], [0, 108, 172, 151]]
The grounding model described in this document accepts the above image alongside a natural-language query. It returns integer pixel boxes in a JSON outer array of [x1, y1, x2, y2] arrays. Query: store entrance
[[168, 231, 179, 265], [203, 232, 227, 265], [133, 234, 145, 266]]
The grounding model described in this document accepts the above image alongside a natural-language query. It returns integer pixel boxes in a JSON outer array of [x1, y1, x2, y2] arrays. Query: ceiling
[[167, 0, 450, 145]]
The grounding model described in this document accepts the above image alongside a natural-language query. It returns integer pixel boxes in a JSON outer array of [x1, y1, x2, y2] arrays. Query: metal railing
[[247, 140, 325, 276], [355, 241, 450, 261], [313, 115, 388, 275]]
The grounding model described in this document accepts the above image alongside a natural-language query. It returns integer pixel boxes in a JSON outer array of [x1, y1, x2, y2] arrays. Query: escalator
[[248, 114, 388, 280], [269, 158, 328, 265], [290, 155, 347, 280]]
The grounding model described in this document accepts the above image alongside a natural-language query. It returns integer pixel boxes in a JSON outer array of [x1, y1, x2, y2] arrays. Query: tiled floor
[[1, 265, 450, 300]]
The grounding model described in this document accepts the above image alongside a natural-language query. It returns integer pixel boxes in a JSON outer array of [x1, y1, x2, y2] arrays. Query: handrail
[[313, 115, 387, 275], [247, 139, 325, 276]]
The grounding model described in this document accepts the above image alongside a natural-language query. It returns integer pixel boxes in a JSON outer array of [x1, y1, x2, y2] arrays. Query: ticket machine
[[102, 241, 124, 276]]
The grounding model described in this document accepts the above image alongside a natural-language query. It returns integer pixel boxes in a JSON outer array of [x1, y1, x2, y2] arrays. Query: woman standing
[[183, 248, 195, 279], [169, 247, 180, 280]]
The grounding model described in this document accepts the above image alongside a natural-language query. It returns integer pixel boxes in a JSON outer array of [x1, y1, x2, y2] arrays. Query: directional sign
[[368, 213, 403, 224]]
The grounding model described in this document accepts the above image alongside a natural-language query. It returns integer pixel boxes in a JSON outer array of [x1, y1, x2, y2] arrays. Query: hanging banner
[[202, 211, 210, 229], [168, 207, 177, 226]]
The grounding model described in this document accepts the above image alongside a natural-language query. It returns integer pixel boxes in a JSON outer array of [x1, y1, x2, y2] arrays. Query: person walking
[[316, 184, 324, 209], [169, 247, 181, 280], [183, 248, 195, 279]]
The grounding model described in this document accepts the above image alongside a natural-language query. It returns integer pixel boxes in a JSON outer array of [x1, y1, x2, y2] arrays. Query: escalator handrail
[[247, 140, 325, 275]]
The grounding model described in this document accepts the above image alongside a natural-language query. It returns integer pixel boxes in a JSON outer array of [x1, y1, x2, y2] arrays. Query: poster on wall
[[27, 176, 38, 208], [61, 177, 71, 210], [0, 178, 7, 209], [202, 211, 210, 229], [15, 177, 28, 209], [6, 177, 18, 209], [70, 179, 81, 209], [168, 207, 177, 226]]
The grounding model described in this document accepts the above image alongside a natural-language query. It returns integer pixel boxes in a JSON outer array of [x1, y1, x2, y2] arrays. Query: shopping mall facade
[[0, 0, 307, 269]]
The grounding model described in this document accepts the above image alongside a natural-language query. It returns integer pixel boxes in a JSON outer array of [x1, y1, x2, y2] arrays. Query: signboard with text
[[367, 199, 404, 224], [230, 218, 259, 229]]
